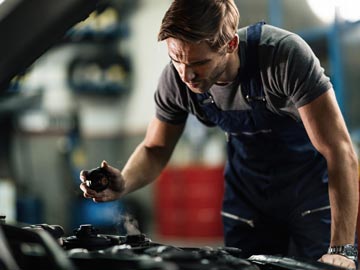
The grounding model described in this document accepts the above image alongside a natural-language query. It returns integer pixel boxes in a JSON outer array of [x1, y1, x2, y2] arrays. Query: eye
[[170, 58, 179, 65], [171, 59, 179, 64], [191, 61, 208, 67]]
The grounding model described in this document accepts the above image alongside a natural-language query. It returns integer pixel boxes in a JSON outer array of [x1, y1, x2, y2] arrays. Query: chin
[[187, 83, 210, 94], [189, 87, 207, 94]]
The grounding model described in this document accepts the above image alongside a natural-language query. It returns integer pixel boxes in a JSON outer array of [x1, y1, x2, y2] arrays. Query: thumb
[[101, 160, 120, 175], [101, 160, 108, 168]]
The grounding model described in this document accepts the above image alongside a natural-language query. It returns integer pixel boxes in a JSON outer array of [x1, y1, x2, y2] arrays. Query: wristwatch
[[327, 244, 358, 261]]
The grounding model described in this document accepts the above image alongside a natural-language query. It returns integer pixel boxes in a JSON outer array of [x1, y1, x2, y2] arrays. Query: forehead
[[166, 37, 213, 61]]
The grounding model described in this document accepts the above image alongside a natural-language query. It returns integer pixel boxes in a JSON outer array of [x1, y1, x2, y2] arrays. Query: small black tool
[[85, 167, 110, 192]]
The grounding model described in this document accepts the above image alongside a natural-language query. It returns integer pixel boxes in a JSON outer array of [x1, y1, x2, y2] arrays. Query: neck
[[216, 51, 240, 85]]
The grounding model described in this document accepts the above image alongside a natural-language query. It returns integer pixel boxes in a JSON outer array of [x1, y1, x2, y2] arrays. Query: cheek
[[196, 65, 215, 78], [206, 64, 223, 77]]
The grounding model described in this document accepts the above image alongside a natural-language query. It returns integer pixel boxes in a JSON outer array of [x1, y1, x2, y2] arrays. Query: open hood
[[0, 0, 100, 92]]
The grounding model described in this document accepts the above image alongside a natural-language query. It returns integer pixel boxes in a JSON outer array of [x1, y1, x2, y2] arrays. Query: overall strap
[[245, 21, 266, 101]]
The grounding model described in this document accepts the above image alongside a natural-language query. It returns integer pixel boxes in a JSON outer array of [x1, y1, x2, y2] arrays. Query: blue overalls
[[196, 22, 331, 259]]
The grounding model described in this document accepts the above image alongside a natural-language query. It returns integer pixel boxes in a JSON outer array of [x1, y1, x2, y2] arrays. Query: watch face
[[344, 244, 358, 257], [328, 245, 358, 261]]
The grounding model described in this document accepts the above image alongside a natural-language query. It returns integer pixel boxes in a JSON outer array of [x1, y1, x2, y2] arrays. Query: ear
[[226, 34, 239, 53]]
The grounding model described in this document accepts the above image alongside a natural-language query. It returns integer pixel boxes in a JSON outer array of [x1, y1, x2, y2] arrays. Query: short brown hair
[[158, 0, 240, 51]]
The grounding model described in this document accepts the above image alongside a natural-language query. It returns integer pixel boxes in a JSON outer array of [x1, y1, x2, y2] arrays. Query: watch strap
[[327, 244, 358, 261]]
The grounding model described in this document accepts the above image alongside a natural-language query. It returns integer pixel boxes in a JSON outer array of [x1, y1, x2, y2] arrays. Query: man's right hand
[[79, 160, 125, 202]]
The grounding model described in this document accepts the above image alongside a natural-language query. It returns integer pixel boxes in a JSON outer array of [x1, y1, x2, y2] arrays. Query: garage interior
[[0, 0, 360, 267]]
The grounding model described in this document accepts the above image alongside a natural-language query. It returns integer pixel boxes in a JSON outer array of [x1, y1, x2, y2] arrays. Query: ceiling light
[[307, 0, 360, 23]]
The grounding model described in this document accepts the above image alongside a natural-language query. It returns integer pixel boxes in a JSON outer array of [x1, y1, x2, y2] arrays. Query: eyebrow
[[168, 54, 211, 66]]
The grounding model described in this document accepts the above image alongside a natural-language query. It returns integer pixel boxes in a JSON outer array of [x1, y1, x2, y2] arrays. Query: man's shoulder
[[157, 62, 187, 101], [238, 23, 300, 49], [239, 23, 300, 42], [160, 62, 184, 87], [161, 62, 177, 80], [260, 24, 299, 47]]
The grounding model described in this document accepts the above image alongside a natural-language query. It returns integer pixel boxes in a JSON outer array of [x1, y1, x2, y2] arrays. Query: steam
[[116, 213, 141, 235], [123, 214, 140, 235]]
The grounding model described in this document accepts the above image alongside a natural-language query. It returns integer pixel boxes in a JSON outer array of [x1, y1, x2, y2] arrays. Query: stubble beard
[[188, 59, 228, 94]]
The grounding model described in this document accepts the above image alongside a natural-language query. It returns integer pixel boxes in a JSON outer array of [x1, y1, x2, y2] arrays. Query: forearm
[[121, 141, 173, 195], [299, 90, 359, 246], [119, 118, 184, 196], [326, 144, 359, 245]]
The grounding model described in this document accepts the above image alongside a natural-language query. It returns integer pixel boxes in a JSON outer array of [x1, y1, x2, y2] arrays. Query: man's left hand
[[319, 254, 356, 269]]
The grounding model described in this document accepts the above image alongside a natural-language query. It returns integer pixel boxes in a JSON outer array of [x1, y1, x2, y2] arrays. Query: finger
[[320, 254, 356, 270], [79, 170, 88, 182], [101, 160, 117, 174], [92, 190, 112, 202], [83, 193, 93, 199], [101, 160, 108, 168], [79, 183, 97, 196], [93, 196, 109, 203], [79, 182, 88, 193], [92, 192, 105, 202], [101, 161, 120, 176], [83, 190, 98, 199], [93, 197, 103, 203], [342, 260, 355, 269], [337, 260, 355, 269]]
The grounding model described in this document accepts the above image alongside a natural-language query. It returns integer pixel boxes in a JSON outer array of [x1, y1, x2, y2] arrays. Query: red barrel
[[155, 165, 225, 239]]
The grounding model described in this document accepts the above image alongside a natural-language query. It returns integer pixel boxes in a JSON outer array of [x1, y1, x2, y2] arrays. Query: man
[[80, 0, 359, 268]]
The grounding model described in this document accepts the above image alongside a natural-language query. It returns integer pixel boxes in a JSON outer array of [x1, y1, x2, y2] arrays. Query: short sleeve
[[271, 34, 332, 108], [154, 63, 189, 124]]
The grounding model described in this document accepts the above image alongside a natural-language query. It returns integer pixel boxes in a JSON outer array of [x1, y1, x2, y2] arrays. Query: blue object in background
[[16, 196, 44, 225], [71, 199, 125, 233]]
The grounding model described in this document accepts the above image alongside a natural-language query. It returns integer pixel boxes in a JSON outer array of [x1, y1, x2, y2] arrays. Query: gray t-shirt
[[154, 24, 332, 126]]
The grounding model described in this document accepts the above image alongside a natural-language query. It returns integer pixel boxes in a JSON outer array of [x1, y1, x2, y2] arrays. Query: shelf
[[0, 92, 42, 118], [63, 22, 130, 43]]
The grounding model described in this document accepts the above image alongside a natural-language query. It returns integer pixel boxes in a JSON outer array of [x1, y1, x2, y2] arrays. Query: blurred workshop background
[[0, 0, 360, 245]]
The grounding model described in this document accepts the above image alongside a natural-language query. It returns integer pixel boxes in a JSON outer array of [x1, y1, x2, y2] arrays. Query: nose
[[179, 64, 196, 83]]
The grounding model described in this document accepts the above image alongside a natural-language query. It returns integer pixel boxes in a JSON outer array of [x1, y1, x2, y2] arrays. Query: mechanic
[[80, 0, 359, 268]]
